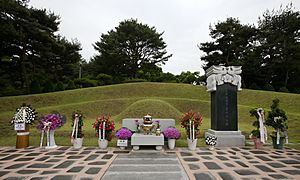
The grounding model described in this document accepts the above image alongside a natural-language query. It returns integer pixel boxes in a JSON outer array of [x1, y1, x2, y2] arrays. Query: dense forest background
[[1, 0, 299, 96]]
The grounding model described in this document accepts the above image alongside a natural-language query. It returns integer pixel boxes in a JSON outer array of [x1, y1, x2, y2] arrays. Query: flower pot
[[73, 138, 83, 149], [187, 138, 197, 150], [253, 138, 263, 149], [208, 145, 215, 150], [16, 124, 30, 149], [271, 136, 284, 149], [98, 139, 108, 149], [168, 139, 176, 149], [46, 130, 57, 149]]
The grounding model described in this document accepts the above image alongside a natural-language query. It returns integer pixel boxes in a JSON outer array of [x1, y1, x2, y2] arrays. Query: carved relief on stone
[[206, 65, 242, 92]]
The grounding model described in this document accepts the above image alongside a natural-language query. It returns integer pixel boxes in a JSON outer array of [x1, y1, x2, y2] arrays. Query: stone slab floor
[[0, 146, 300, 180]]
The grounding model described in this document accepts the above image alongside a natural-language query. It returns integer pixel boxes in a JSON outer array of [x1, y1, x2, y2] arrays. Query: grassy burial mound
[[0, 82, 299, 148]]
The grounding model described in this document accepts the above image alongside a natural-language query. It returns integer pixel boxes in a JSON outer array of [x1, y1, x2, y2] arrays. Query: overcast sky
[[29, 0, 300, 75]]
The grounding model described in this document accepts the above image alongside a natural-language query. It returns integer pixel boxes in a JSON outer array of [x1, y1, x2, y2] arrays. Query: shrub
[[55, 81, 65, 91], [122, 78, 148, 83], [43, 81, 55, 93], [74, 78, 97, 88], [263, 84, 275, 91], [248, 83, 261, 90], [278, 87, 289, 93], [96, 73, 113, 86], [30, 80, 42, 94], [66, 80, 76, 90]]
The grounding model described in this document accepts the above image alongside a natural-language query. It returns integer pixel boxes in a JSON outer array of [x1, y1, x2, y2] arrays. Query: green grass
[[0, 82, 299, 148]]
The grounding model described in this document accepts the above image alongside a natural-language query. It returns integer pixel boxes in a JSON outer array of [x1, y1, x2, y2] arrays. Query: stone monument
[[205, 65, 245, 146]]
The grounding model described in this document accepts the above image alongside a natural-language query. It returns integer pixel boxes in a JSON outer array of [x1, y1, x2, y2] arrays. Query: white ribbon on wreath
[[71, 114, 79, 143], [257, 108, 267, 144], [40, 122, 51, 148]]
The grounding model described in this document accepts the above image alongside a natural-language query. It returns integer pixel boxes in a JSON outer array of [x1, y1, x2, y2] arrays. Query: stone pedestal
[[131, 133, 164, 150], [205, 129, 245, 147]]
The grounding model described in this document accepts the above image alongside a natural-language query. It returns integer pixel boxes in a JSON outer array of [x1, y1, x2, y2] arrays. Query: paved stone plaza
[[0, 146, 300, 179]]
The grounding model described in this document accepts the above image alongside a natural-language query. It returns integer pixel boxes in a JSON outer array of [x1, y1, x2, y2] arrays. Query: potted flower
[[71, 111, 84, 149], [180, 110, 203, 150], [11, 103, 37, 149], [249, 108, 267, 149], [37, 111, 66, 149], [115, 127, 133, 149], [266, 99, 288, 149], [205, 135, 217, 150], [163, 127, 181, 149], [92, 114, 115, 149]]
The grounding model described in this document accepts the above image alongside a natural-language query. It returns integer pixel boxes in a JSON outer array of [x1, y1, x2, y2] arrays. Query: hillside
[[0, 82, 299, 147]]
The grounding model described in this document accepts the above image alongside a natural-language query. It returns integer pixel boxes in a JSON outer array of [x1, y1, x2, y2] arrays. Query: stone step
[[114, 159, 179, 164], [109, 164, 181, 172], [102, 172, 188, 180]]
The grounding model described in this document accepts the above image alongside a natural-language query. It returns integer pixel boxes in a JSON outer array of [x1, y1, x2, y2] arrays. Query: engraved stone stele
[[205, 65, 245, 147]]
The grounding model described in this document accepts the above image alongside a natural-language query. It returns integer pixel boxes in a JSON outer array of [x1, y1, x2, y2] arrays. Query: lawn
[[0, 82, 299, 148]]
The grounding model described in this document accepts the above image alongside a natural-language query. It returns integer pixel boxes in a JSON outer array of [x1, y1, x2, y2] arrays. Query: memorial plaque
[[211, 83, 237, 131]]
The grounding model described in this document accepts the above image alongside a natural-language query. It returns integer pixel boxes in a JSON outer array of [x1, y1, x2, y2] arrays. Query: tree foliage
[[199, 4, 300, 92], [91, 19, 172, 78], [0, 0, 82, 96]]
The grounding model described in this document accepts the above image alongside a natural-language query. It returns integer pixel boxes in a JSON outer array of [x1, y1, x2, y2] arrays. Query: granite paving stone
[[183, 157, 199, 162], [234, 169, 259, 175], [203, 162, 222, 170], [0, 171, 9, 177], [41, 171, 60, 175], [235, 161, 249, 167], [5, 163, 27, 169], [1, 154, 22, 161], [112, 150, 130, 154], [254, 165, 275, 172], [67, 155, 84, 159], [188, 164, 200, 170], [4, 176, 26, 180], [250, 150, 268, 154], [35, 156, 50, 161], [280, 159, 300, 164], [269, 174, 289, 179], [67, 166, 84, 173], [27, 163, 54, 168], [216, 156, 229, 160], [180, 152, 193, 156], [17, 170, 38, 174], [85, 167, 101, 174], [281, 169, 300, 175], [79, 151, 91, 155], [201, 156, 213, 160], [255, 155, 272, 161], [30, 177, 46, 180], [14, 158, 35, 161], [58, 147, 70, 150], [88, 161, 107, 165], [196, 152, 212, 155], [218, 172, 236, 180], [224, 162, 235, 167], [102, 154, 113, 159], [26, 153, 41, 157], [51, 175, 75, 180], [84, 155, 99, 161], [194, 172, 216, 180], [54, 161, 74, 169], [45, 151, 65, 155]]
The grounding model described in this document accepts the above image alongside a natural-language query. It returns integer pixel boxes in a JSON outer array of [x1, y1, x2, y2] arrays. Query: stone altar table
[[131, 133, 164, 150]]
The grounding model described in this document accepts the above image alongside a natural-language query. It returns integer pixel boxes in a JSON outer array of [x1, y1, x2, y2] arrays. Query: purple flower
[[115, 128, 133, 140], [154, 120, 160, 124], [163, 127, 181, 139], [134, 120, 140, 125], [37, 113, 65, 130]]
